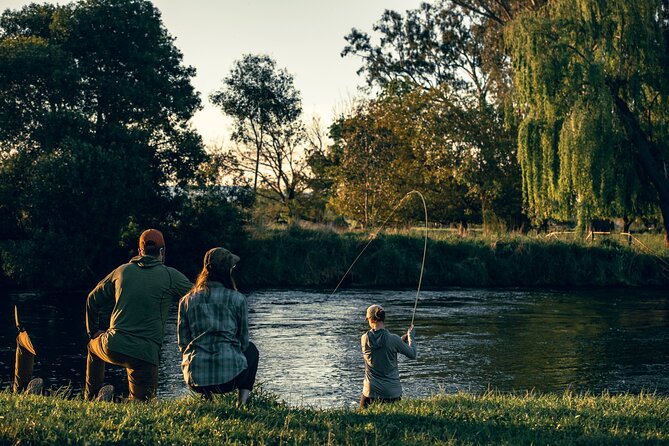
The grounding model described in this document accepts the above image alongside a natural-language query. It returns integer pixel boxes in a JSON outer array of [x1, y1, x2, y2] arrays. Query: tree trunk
[[537, 219, 549, 233], [458, 219, 468, 236], [623, 215, 632, 246], [612, 94, 669, 246], [253, 144, 260, 195], [660, 204, 669, 247]]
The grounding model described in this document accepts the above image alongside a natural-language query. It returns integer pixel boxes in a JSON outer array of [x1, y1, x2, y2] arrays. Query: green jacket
[[86, 255, 192, 365]]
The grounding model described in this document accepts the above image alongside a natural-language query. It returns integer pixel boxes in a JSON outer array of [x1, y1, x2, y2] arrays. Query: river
[[1, 288, 668, 408]]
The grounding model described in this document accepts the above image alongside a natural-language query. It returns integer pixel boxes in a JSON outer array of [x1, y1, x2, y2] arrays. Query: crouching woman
[[177, 247, 259, 405], [360, 304, 416, 408]]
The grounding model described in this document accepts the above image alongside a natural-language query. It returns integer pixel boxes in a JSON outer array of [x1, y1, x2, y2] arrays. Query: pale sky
[[1, 0, 422, 145]]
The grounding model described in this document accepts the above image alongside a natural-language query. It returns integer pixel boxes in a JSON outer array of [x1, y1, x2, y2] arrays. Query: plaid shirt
[[177, 282, 249, 387]]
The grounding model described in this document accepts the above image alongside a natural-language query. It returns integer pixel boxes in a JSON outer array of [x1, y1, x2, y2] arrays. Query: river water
[[1, 288, 668, 408]]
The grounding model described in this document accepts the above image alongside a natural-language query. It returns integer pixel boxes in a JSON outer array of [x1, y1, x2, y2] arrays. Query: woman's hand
[[402, 325, 415, 343]]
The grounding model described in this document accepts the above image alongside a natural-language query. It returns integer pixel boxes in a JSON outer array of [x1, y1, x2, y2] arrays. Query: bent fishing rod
[[330, 190, 428, 326]]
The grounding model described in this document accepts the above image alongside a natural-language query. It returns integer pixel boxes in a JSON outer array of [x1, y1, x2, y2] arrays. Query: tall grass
[[235, 226, 669, 289], [1, 391, 667, 445]]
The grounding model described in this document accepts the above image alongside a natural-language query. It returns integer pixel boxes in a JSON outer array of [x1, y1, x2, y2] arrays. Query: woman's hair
[[189, 264, 237, 296], [369, 307, 385, 323]]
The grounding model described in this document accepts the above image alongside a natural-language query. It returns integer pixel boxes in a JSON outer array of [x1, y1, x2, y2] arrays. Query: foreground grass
[[1, 391, 668, 445]]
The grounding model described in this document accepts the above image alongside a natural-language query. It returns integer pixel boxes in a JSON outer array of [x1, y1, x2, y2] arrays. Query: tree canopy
[[338, 1, 523, 229], [210, 54, 303, 198], [0, 0, 207, 288], [507, 0, 669, 239]]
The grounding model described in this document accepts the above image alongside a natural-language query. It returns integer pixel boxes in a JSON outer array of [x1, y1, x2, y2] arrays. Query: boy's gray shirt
[[361, 328, 416, 399]]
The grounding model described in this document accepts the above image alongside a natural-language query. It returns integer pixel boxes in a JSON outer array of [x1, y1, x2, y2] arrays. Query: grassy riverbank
[[2, 226, 667, 293], [235, 226, 669, 289], [1, 391, 667, 445]]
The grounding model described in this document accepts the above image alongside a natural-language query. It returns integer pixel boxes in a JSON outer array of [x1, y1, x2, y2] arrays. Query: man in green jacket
[[84, 229, 192, 401]]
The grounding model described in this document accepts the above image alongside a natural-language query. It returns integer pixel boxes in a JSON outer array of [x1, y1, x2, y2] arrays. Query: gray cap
[[204, 247, 240, 272]]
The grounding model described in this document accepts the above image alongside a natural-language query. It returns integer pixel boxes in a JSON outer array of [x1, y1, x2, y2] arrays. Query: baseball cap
[[204, 247, 240, 272], [139, 229, 165, 250]]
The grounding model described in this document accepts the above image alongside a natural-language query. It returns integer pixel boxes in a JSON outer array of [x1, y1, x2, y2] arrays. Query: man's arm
[[168, 267, 193, 301], [85, 270, 116, 338]]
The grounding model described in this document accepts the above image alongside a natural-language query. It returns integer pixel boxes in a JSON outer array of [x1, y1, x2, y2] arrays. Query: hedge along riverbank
[[1, 391, 668, 445], [233, 226, 669, 289]]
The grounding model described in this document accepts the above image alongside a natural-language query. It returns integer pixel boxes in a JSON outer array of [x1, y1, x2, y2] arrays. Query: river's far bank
[[0, 390, 667, 445], [235, 228, 669, 289], [2, 228, 668, 293]]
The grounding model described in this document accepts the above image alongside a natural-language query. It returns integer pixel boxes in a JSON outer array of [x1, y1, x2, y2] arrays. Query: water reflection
[[1, 288, 668, 408]]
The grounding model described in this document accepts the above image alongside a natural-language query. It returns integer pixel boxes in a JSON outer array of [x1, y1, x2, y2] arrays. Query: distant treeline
[[2, 0, 669, 292]]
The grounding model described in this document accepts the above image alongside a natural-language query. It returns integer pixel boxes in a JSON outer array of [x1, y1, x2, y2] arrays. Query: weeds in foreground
[[1, 390, 667, 445]]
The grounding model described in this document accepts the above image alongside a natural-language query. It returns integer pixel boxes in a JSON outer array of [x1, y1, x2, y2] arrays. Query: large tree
[[210, 54, 304, 202], [0, 0, 204, 288], [326, 97, 408, 228], [341, 1, 523, 228], [323, 85, 486, 229], [507, 0, 669, 240]]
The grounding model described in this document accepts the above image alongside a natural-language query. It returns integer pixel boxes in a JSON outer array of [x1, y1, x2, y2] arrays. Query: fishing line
[[329, 190, 429, 326]]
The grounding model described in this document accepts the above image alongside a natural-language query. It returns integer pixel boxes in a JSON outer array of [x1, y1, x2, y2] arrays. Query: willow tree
[[507, 0, 669, 241]]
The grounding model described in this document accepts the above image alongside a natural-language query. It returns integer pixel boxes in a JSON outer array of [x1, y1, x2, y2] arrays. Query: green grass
[[1, 391, 668, 445], [236, 226, 669, 288]]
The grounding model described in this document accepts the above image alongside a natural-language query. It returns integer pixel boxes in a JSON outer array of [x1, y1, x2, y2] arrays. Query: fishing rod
[[330, 190, 429, 326], [15, 305, 23, 332]]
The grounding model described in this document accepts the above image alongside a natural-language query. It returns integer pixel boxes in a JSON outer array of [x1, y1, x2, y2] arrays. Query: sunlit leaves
[[507, 0, 666, 227]]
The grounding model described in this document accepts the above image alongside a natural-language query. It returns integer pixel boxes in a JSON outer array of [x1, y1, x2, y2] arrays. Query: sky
[[1, 0, 423, 145]]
